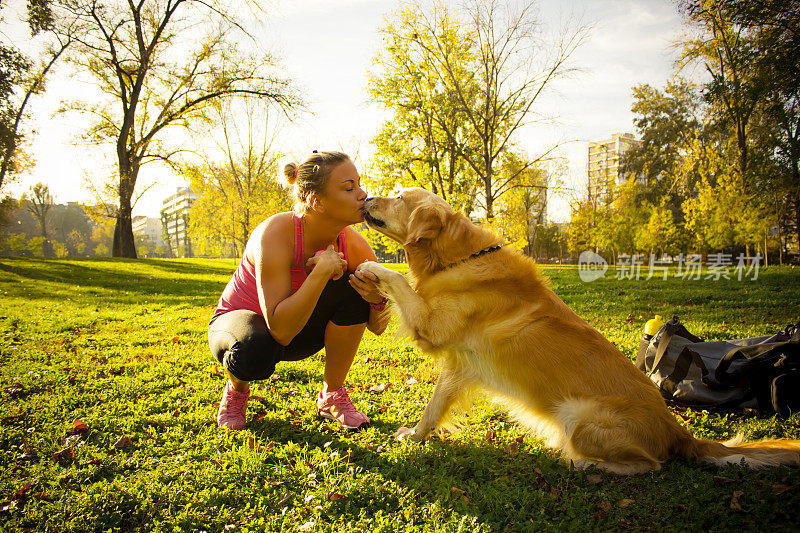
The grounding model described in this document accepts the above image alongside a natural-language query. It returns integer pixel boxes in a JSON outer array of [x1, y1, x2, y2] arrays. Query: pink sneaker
[[317, 387, 370, 430], [216, 381, 250, 430]]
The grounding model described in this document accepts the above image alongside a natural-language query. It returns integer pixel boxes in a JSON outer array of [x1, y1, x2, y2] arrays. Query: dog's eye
[[396, 195, 403, 200]]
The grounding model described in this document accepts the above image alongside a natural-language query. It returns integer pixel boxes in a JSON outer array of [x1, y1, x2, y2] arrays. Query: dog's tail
[[679, 433, 800, 468]]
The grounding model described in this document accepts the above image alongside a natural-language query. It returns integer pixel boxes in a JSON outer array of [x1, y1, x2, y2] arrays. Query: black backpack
[[636, 316, 800, 416]]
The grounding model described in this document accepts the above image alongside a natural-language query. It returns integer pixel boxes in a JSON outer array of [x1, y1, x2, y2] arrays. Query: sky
[[2, 0, 686, 223]]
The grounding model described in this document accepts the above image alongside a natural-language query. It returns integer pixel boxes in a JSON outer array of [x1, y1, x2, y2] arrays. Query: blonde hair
[[282, 151, 351, 215]]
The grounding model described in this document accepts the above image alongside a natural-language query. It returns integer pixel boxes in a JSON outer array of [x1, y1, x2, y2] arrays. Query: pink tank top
[[213, 214, 348, 317]]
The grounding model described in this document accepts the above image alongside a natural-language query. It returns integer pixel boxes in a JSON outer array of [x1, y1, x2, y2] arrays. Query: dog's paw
[[356, 260, 392, 280], [393, 426, 417, 441]]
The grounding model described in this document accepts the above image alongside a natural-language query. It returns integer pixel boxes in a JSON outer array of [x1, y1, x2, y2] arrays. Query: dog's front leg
[[356, 261, 450, 347], [394, 360, 471, 441]]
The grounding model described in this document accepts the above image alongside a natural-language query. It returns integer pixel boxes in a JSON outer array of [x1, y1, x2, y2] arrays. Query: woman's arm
[[255, 220, 346, 346], [346, 228, 391, 335]]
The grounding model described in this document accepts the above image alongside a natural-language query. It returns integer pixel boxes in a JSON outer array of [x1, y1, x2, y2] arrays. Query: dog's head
[[363, 187, 454, 247]]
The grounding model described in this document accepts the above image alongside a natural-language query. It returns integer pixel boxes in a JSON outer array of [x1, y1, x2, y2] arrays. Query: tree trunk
[[113, 203, 137, 258], [113, 165, 138, 258]]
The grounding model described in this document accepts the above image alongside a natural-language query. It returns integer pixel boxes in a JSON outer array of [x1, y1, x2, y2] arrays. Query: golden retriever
[[356, 187, 800, 474]]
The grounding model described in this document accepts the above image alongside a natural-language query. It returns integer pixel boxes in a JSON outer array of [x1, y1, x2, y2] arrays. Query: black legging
[[208, 275, 370, 381]]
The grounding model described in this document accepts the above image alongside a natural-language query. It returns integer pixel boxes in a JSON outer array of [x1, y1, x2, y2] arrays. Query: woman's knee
[[222, 339, 278, 382]]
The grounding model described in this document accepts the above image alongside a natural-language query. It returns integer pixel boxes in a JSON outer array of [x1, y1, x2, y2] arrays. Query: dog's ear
[[404, 204, 446, 245]]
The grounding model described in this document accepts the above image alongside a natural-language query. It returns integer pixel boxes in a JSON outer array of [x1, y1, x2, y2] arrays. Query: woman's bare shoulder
[[246, 212, 294, 261], [345, 225, 377, 265]]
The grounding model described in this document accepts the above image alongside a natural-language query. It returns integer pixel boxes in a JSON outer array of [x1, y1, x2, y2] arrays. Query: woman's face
[[316, 160, 367, 224]]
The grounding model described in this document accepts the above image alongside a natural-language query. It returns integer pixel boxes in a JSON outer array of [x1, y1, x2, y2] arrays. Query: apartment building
[[160, 187, 197, 257], [132, 216, 165, 248], [587, 133, 641, 203]]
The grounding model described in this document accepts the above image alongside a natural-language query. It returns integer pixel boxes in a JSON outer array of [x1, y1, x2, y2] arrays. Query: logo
[[578, 250, 608, 282]]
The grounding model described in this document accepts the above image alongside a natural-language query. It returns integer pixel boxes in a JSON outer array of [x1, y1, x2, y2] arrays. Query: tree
[[368, 5, 479, 212], [374, 0, 588, 219], [0, 0, 71, 192], [55, 0, 299, 258], [489, 152, 551, 257], [22, 182, 54, 257], [184, 99, 291, 258]]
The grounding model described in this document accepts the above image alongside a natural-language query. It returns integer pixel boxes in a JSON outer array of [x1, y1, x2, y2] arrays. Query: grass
[[1, 258, 799, 532]]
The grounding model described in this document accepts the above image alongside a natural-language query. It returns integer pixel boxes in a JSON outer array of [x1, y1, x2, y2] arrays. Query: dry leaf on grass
[[113, 436, 133, 450], [369, 383, 390, 393], [52, 447, 73, 466], [504, 441, 519, 457]]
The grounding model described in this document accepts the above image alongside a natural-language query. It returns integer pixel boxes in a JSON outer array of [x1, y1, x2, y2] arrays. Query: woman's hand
[[348, 266, 385, 305], [306, 245, 347, 280]]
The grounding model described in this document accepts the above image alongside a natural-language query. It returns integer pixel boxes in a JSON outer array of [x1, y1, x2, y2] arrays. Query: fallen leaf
[[287, 409, 301, 418], [326, 491, 347, 501], [248, 436, 255, 450], [496, 475, 510, 482], [269, 374, 281, 381], [366, 444, 379, 451], [597, 500, 611, 513], [369, 383, 390, 393], [12, 484, 32, 503], [730, 490, 744, 511], [69, 420, 89, 436], [484, 429, 496, 443], [253, 409, 269, 422], [249, 394, 267, 403], [504, 441, 519, 457], [52, 447, 73, 466], [586, 474, 603, 485], [378, 406, 388, 413], [268, 481, 284, 487], [113, 436, 133, 450], [450, 486, 465, 498], [618, 498, 635, 508], [276, 492, 293, 506], [515, 435, 524, 443]]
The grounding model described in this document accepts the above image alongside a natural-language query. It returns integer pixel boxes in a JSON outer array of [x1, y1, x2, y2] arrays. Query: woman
[[208, 151, 390, 430]]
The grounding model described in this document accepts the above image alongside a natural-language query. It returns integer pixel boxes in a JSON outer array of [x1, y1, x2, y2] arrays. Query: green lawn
[[1, 258, 799, 532]]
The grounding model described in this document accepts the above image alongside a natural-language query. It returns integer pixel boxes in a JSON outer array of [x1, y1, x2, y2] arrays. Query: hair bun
[[283, 162, 299, 186]]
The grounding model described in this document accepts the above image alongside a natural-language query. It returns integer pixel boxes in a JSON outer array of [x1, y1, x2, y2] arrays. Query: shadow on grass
[[243, 414, 572, 530], [0, 258, 229, 306]]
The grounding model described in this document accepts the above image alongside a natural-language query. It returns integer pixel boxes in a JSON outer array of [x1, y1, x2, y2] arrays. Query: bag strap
[[660, 347, 709, 395], [648, 316, 703, 376]]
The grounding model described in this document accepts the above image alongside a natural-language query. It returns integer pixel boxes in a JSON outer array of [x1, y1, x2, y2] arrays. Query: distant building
[[587, 133, 641, 204], [132, 216, 165, 248], [160, 187, 197, 257]]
